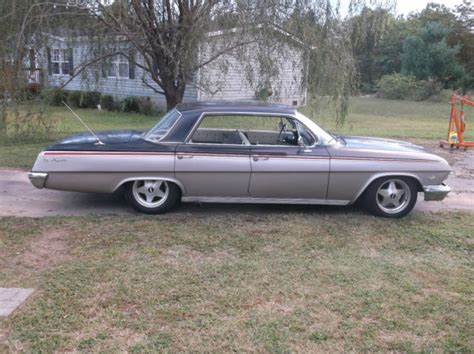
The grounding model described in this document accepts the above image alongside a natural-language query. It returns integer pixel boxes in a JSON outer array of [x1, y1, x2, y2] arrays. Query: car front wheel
[[125, 180, 181, 214], [362, 177, 418, 218]]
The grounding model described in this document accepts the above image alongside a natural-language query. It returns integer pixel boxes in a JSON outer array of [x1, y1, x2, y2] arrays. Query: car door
[[175, 114, 251, 197], [248, 117, 330, 200]]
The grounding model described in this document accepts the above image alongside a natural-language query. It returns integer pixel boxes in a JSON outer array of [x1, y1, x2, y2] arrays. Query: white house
[[34, 29, 308, 108]]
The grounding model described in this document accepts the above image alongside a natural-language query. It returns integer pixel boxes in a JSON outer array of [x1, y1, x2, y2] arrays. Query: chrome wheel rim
[[376, 179, 411, 214], [132, 180, 169, 208]]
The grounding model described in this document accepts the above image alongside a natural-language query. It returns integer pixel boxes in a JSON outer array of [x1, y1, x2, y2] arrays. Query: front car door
[[175, 114, 251, 197], [247, 115, 330, 200]]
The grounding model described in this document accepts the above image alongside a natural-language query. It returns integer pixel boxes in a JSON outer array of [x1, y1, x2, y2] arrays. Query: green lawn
[[302, 96, 474, 141], [0, 107, 158, 168], [0, 212, 472, 352], [1, 96, 472, 169]]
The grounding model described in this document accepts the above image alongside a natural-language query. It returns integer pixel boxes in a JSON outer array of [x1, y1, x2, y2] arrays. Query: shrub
[[48, 89, 69, 106], [376, 74, 420, 100], [120, 96, 141, 113], [100, 95, 115, 111], [67, 91, 102, 108], [376, 74, 443, 101], [137, 97, 155, 115], [67, 91, 82, 108], [81, 91, 101, 109]]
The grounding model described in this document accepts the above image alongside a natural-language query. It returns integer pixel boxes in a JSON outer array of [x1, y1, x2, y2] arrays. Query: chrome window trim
[[183, 111, 320, 149], [144, 110, 183, 144]]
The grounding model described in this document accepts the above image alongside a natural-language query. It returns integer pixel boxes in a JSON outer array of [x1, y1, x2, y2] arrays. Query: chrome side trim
[[350, 172, 424, 204], [113, 177, 186, 195], [28, 172, 48, 189], [423, 183, 451, 201], [182, 196, 350, 205]]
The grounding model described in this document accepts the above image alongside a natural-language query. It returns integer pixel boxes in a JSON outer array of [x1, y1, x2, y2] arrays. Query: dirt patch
[[11, 229, 73, 278]]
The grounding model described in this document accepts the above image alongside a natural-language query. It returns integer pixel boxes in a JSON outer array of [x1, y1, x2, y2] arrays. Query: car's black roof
[[176, 100, 296, 115]]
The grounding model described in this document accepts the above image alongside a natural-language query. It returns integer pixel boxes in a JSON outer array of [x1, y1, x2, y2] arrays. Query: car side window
[[189, 115, 315, 146]]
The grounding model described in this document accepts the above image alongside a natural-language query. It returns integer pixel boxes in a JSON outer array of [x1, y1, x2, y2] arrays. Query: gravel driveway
[[1, 145, 472, 217]]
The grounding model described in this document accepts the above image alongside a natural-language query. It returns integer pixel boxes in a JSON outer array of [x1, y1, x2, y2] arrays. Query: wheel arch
[[113, 177, 186, 196], [351, 173, 423, 204]]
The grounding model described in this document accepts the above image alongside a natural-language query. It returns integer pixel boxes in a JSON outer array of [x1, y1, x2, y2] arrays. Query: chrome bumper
[[28, 172, 48, 189], [423, 183, 451, 201]]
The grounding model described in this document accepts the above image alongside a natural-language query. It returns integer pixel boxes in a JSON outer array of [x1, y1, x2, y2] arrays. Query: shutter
[[29, 49, 36, 70], [128, 49, 135, 79], [68, 48, 74, 76], [46, 47, 52, 75], [102, 60, 108, 78]]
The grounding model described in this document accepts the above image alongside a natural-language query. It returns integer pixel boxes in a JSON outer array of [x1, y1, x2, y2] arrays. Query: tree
[[401, 22, 468, 87], [2, 0, 373, 123], [349, 6, 393, 92]]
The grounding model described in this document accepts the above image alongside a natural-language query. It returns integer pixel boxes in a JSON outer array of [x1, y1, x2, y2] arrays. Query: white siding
[[197, 40, 306, 106], [41, 34, 306, 108], [43, 39, 197, 108]]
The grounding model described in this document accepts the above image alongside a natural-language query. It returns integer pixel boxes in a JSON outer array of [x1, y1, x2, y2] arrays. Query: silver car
[[29, 101, 451, 217]]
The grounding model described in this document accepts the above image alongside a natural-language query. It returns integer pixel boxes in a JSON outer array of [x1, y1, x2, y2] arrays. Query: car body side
[[29, 104, 451, 205]]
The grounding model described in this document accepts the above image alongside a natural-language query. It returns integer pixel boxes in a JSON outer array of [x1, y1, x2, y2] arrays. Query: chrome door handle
[[177, 155, 194, 159], [253, 156, 269, 161]]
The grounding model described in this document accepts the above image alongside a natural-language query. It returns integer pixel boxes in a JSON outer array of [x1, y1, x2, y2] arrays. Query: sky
[[337, 0, 466, 16], [395, 0, 464, 15]]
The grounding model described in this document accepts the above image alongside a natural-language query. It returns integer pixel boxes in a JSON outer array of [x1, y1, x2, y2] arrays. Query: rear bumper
[[28, 172, 48, 189], [423, 183, 451, 201]]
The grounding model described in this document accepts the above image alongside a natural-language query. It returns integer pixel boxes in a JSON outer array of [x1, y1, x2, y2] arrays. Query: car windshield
[[144, 109, 181, 142], [294, 111, 336, 145]]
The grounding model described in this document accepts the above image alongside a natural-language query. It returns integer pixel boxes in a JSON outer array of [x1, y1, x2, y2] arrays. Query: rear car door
[[175, 114, 251, 197]]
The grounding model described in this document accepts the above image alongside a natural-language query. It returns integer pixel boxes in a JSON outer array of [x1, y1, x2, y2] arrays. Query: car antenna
[[62, 101, 105, 145]]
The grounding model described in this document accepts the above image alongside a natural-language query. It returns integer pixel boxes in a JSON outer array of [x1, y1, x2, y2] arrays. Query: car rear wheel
[[362, 177, 418, 218], [125, 180, 181, 214]]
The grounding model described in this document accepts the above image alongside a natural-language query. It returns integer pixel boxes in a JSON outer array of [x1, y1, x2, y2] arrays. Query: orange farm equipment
[[440, 94, 474, 149]]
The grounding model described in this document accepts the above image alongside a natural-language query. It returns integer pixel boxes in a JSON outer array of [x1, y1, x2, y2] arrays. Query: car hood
[[339, 135, 428, 154], [54, 129, 146, 145]]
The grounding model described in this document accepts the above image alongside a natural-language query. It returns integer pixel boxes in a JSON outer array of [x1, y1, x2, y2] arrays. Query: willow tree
[[3, 0, 387, 124], [58, 0, 369, 113]]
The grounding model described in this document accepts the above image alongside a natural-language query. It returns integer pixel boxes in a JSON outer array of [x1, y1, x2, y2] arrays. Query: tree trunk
[[164, 88, 183, 112]]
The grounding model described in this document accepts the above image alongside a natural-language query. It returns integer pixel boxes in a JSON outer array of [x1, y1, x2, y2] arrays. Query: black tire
[[361, 177, 418, 218], [125, 180, 181, 214]]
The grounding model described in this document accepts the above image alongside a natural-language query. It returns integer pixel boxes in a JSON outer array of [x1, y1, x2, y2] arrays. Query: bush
[[67, 91, 82, 108], [120, 96, 141, 113], [48, 89, 69, 106], [81, 91, 101, 109], [376, 74, 420, 100], [100, 95, 115, 111], [137, 97, 155, 115], [67, 91, 102, 109]]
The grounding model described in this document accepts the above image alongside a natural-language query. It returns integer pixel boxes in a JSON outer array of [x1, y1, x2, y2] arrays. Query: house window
[[108, 54, 129, 78], [51, 49, 71, 75]]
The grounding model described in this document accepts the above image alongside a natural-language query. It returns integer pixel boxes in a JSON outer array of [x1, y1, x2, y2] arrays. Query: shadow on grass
[[66, 191, 363, 217]]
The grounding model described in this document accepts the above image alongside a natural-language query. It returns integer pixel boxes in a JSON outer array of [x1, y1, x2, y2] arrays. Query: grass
[[0, 211, 472, 352], [2, 96, 473, 168], [0, 97, 472, 351], [301, 96, 474, 141], [0, 107, 158, 168]]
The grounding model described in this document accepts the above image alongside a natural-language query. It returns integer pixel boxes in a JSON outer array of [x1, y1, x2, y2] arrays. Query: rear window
[[144, 109, 180, 142]]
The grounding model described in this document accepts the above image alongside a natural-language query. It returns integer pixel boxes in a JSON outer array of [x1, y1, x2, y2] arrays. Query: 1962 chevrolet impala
[[29, 101, 451, 217]]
